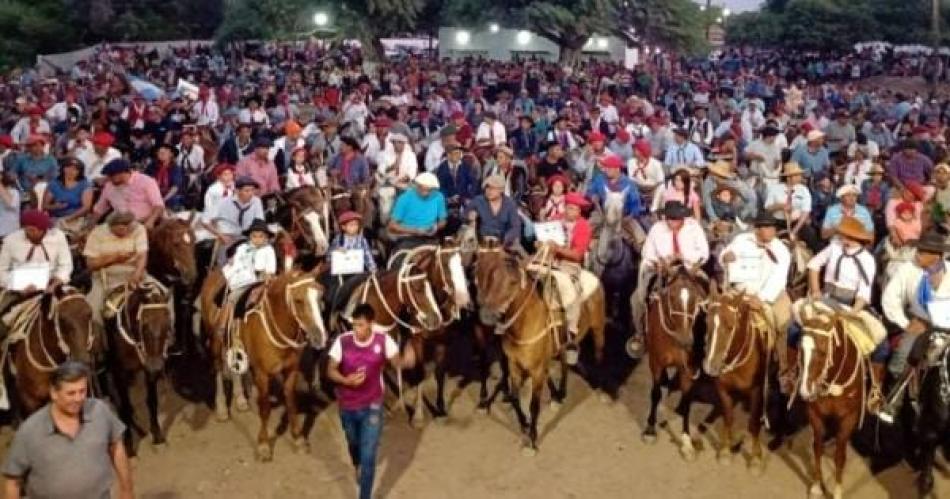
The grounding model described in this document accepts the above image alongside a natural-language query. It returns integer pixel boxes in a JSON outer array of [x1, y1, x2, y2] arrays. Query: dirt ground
[[2, 353, 945, 499]]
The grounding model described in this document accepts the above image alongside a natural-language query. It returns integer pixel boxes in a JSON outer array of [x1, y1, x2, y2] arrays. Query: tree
[[523, 0, 615, 66], [0, 1, 79, 69], [613, 0, 707, 55]]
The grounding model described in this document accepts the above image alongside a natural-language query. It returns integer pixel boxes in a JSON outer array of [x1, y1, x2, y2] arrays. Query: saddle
[[796, 300, 881, 356]]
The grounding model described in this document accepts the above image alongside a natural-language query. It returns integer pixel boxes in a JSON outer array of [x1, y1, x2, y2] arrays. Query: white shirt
[[0, 228, 73, 288], [746, 139, 783, 185], [764, 183, 811, 220], [719, 232, 790, 302], [847, 140, 880, 159], [178, 143, 206, 173], [193, 99, 220, 127], [600, 104, 620, 124], [10, 118, 51, 145], [286, 167, 317, 189], [626, 156, 665, 189], [361, 133, 395, 167], [808, 240, 876, 303], [882, 261, 950, 329], [641, 218, 709, 267], [476, 121, 507, 147], [45, 102, 81, 125], [424, 140, 446, 172], [268, 136, 306, 165], [203, 181, 233, 219], [377, 148, 418, 187], [76, 147, 122, 181], [226, 243, 276, 279], [238, 108, 270, 127], [844, 159, 874, 186]]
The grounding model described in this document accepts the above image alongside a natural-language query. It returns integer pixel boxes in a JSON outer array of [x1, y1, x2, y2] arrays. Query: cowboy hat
[[707, 160, 735, 179], [235, 176, 260, 189], [243, 219, 273, 238], [913, 230, 950, 254], [662, 201, 690, 220], [836, 184, 861, 198], [836, 216, 872, 243], [482, 175, 506, 190], [338, 211, 362, 226], [415, 172, 440, 189], [780, 162, 806, 177], [806, 130, 825, 142], [713, 183, 740, 200], [753, 212, 781, 228]]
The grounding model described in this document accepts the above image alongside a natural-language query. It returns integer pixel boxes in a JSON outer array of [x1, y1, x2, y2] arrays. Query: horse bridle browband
[[705, 295, 767, 375], [247, 276, 324, 350], [115, 284, 172, 366]]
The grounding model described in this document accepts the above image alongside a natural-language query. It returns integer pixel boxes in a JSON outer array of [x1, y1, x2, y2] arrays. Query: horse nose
[[145, 357, 165, 374], [703, 360, 720, 377]]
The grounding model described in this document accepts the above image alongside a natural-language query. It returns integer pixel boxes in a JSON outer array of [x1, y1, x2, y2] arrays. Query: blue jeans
[[340, 404, 383, 499]]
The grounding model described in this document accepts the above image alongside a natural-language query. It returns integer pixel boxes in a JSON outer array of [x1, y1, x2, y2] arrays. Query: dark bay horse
[[329, 185, 376, 233], [148, 216, 198, 354], [6, 287, 94, 415], [241, 270, 327, 461], [913, 328, 950, 496], [798, 302, 869, 499], [703, 283, 771, 471], [474, 244, 606, 455], [104, 282, 174, 453], [641, 265, 708, 461]]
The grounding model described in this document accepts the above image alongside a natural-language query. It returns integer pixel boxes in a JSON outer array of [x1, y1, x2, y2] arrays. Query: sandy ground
[[3, 350, 944, 499]]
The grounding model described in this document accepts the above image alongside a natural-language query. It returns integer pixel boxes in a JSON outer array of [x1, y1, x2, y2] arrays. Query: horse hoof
[[256, 444, 273, 462], [293, 437, 310, 453], [679, 435, 696, 462], [597, 392, 612, 404], [549, 401, 561, 412], [717, 451, 732, 465], [832, 484, 843, 499], [214, 406, 229, 422], [410, 416, 425, 429], [475, 405, 490, 416], [748, 457, 764, 475], [641, 429, 657, 445], [808, 483, 823, 498], [521, 446, 537, 457], [235, 398, 250, 412]]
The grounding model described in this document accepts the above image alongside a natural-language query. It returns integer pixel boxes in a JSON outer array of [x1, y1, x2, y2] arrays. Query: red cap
[[800, 122, 814, 132], [198, 85, 210, 97], [599, 154, 624, 170], [20, 210, 52, 230], [374, 117, 391, 128], [912, 125, 931, 135], [564, 192, 591, 208], [616, 129, 631, 142], [213, 163, 236, 177], [451, 111, 465, 120], [904, 181, 927, 201], [91, 131, 114, 147], [0, 135, 13, 148], [546, 174, 570, 188], [587, 131, 606, 143], [26, 134, 46, 145], [634, 139, 651, 158], [896, 201, 916, 215], [27, 105, 43, 115], [338, 211, 363, 226]]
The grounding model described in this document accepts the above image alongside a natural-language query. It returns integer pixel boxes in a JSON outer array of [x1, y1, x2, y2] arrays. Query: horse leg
[[807, 407, 826, 498], [591, 321, 609, 400], [917, 430, 938, 497], [547, 358, 568, 409], [747, 381, 766, 474], [145, 371, 165, 445], [523, 368, 545, 457], [213, 369, 229, 421], [432, 343, 448, 419], [410, 365, 426, 429], [284, 367, 308, 453], [642, 366, 665, 444], [716, 383, 736, 464], [832, 413, 858, 499], [114, 370, 139, 456], [676, 366, 697, 461], [254, 369, 273, 461], [507, 362, 529, 434], [232, 371, 250, 412]]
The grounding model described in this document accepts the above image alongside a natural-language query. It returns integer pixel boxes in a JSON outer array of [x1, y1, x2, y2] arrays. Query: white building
[[438, 27, 636, 66]]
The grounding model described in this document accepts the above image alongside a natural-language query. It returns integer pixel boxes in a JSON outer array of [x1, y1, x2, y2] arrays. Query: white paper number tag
[[9, 263, 51, 291], [927, 298, 950, 329], [534, 221, 566, 246], [331, 249, 365, 275], [727, 254, 761, 285]]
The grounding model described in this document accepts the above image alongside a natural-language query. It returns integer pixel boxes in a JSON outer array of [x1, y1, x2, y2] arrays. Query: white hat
[[389, 133, 408, 143], [836, 184, 860, 198], [415, 172, 440, 189], [806, 130, 825, 142]]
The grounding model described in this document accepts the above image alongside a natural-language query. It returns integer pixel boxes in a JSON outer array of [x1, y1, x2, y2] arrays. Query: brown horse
[[6, 287, 95, 416], [798, 303, 869, 499], [240, 270, 327, 461], [329, 185, 376, 232], [280, 186, 330, 256], [198, 269, 251, 421], [104, 282, 174, 453], [148, 215, 199, 287], [474, 242, 606, 455], [640, 265, 708, 460], [703, 283, 771, 471]]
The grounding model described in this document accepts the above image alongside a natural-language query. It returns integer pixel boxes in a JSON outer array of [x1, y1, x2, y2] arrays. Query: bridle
[[8, 290, 95, 373], [705, 294, 767, 375], [388, 244, 470, 326], [358, 263, 442, 333], [247, 275, 326, 350], [651, 274, 705, 347], [114, 284, 172, 367]]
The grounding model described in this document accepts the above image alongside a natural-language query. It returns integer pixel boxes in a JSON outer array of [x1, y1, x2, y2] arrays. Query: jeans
[[340, 404, 383, 499]]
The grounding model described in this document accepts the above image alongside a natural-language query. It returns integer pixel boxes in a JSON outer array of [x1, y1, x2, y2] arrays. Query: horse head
[[456, 222, 480, 268], [657, 267, 708, 347], [150, 216, 198, 288], [703, 281, 744, 376], [437, 239, 472, 310], [49, 286, 94, 365], [798, 302, 839, 401], [134, 284, 173, 375], [474, 249, 523, 315], [603, 188, 626, 226], [526, 186, 547, 220], [281, 270, 329, 349]]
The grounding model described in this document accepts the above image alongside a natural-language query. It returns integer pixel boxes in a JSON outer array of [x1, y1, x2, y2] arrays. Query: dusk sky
[[711, 0, 762, 12]]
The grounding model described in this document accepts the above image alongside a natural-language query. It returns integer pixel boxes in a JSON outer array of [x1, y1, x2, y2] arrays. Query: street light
[[456, 30, 471, 45], [722, 8, 731, 17], [489, 23, 500, 33], [516, 31, 531, 45], [597, 37, 608, 49], [313, 12, 329, 27]]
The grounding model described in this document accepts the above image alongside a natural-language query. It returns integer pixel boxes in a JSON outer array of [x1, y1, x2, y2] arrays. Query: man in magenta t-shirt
[[328, 303, 414, 499]]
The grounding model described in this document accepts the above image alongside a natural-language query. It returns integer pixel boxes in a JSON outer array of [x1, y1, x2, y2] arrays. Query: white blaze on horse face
[[303, 211, 328, 255], [604, 189, 626, 224], [182, 233, 192, 244], [448, 253, 471, 308], [680, 287, 690, 332], [800, 335, 816, 398], [705, 314, 720, 371], [305, 286, 327, 346], [419, 280, 443, 329]]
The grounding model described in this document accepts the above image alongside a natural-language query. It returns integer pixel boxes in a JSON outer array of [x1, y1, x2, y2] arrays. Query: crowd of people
[[1, 40, 950, 498]]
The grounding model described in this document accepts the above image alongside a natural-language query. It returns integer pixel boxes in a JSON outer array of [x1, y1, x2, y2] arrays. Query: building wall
[[438, 27, 627, 63]]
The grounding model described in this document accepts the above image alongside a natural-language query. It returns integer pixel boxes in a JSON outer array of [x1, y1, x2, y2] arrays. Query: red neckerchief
[[154, 160, 172, 191]]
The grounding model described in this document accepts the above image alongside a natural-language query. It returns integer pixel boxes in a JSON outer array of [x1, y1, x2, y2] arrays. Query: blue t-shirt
[[391, 188, 447, 230], [47, 178, 90, 218]]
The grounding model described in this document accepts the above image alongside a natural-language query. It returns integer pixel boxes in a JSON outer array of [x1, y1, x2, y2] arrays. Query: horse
[[912, 327, 950, 497], [148, 215, 199, 353], [103, 282, 174, 453], [703, 283, 771, 471], [5, 287, 95, 416], [474, 241, 607, 455], [241, 269, 328, 461], [781, 233, 813, 301], [329, 184, 376, 234], [272, 186, 330, 257], [798, 302, 870, 499], [385, 241, 472, 425], [640, 264, 708, 461], [198, 268, 252, 421], [589, 189, 638, 322]]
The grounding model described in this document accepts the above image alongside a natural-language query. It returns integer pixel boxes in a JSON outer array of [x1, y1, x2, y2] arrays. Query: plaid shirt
[[329, 233, 377, 273]]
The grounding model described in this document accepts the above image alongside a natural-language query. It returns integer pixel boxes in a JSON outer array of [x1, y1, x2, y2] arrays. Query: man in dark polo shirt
[[3, 361, 133, 499]]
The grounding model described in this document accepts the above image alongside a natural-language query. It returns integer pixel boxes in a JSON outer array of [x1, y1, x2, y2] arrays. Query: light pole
[[313, 12, 329, 28]]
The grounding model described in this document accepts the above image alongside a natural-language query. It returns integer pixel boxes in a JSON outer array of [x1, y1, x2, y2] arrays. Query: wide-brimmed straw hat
[[836, 216, 872, 243], [707, 160, 735, 179], [780, 162, 805, 177]]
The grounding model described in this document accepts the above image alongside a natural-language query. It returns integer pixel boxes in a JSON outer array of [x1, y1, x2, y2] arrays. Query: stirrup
[[625, 335, 645, 359], [563, 340, 579, 366]]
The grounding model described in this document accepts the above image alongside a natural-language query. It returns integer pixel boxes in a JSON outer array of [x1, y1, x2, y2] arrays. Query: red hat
[[599, 154, 624, 170], [634, 139, 651, 158], [0, 135, 12, 148], [647, 116, 662, 126], [800, 122, 814, 133], [91, 131, 114, 147], [546, 174, 570, 188], [564, 192, 591, 208], [912, 125, 931, 135], [25, 134, 46, 145], [616, 129, 631, 143], [904, 181, 927, 201], [450, 110, 465, 120], [896, 201, 916, 215], [20, 210, 52, 231], [27, 105, 42, 115], [587, 131, 606, 143], [198, 85, 210, 97], [338, 211, 363, 226], [213, 163, 236, 177], [374, 117, 391, 128]]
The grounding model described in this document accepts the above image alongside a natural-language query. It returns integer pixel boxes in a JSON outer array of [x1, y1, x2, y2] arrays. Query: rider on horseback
[[586, 155, 646, 247], [387, 172, 446, 251], [790, 216, 887, 410], [218, 220, 276, 339], [880, 230, 950, 421], [720, 212, 794, 386], [628, 201, 709, 358]]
